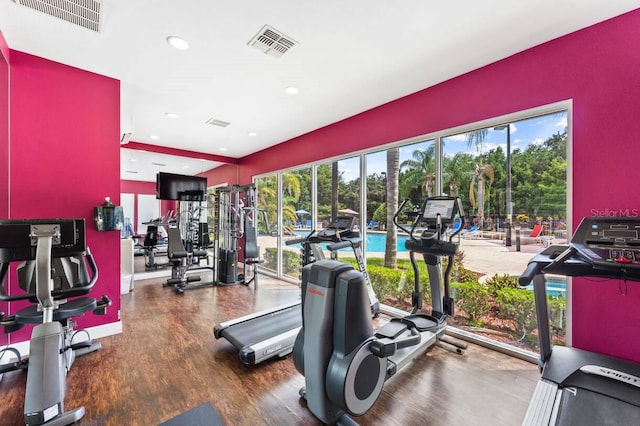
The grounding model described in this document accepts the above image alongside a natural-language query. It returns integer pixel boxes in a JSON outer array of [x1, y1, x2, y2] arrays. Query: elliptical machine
[[293, 196, 467, 424]]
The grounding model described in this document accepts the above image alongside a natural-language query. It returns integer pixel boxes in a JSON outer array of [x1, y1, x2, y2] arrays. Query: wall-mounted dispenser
[[94, 197, 124, 231]]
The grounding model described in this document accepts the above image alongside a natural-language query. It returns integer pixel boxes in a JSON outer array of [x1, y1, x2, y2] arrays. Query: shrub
[[264, 248, 301, 276], [548, 295, 567, 341], [495, 287, 537, 338], [444, 251, 476, 283], [450, 281, 490, 326], [484, 273, 519, 297]]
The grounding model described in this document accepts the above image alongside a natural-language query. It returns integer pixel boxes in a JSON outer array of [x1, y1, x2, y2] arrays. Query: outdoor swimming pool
[[290, 231, 409, 253], [366, 232, 409, 253]]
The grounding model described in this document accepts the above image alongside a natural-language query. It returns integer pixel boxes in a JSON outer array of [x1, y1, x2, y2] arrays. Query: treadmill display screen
[[602, 229, 638, 239], [329, 216, 355, 231]]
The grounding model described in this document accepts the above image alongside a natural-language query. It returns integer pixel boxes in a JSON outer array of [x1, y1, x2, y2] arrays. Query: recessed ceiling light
[[165, 112, 179, 118], [285, 86, 299, 95], [220, 148, 227, 152], [248, 132, 257, 137], [149, 135, 160, 140], [129, 158, 137, 162], [183, 165, 190, 169], [167, 36, 189, 50]]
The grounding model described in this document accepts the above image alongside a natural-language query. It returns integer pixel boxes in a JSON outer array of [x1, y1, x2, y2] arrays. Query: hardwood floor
[[0, 268, 539, 425]]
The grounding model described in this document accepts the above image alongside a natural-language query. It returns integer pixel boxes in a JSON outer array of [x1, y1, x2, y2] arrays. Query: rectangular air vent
[[151, 162, 167, 167], [248, 25, 297, 58], [205, 118, 230, 127], [13, 0, 103, 32]]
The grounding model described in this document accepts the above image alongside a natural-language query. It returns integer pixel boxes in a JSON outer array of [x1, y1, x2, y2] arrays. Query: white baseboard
[[3, 321, 123, 358]]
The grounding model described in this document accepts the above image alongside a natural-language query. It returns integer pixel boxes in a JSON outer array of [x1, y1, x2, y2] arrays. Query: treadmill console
[[317, 216, 356, 239], [572, 217, 640, 274]]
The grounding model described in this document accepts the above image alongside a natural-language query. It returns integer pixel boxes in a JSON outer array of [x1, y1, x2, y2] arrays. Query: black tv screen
[[156, 172, 207, 201]]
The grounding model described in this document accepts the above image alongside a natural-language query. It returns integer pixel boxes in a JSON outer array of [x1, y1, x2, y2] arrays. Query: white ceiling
[[1, 1, 639, 182]]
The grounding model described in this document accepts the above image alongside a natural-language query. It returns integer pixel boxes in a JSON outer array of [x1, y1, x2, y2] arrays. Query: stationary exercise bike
[[293, 196, 467, 424], [0, 219, 111, 426]]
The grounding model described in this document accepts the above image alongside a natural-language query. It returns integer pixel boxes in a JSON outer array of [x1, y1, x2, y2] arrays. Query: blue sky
[[339, 112, 567, 182]]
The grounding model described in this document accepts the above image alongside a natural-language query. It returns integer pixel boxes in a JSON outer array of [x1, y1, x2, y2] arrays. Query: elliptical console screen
[[422, 198, 457, 222]]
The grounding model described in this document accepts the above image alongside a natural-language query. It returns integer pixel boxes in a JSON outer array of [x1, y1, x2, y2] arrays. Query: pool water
[[522, 276, 567, 297], [366, 232, 409, 253], [290, 231, 409, 253]]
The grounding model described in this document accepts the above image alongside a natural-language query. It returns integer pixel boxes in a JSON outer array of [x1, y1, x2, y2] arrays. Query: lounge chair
[[461, 225, 480, 239], [518, 224, 545, 245]]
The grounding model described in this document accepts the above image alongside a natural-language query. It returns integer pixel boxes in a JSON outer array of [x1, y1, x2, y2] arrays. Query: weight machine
[[213, 184, 263, 286], [165, 195, 213, 294]]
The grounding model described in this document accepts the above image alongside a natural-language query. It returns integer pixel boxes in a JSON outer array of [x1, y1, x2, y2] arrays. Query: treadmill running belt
[[556, 387, 640, 425], [220, 304, 302, 349]]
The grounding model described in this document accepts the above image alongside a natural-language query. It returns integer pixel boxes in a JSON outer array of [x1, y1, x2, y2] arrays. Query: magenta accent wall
[[9, 51, 121, 343], [239, 10, 640, 362], [0, 30, 9, 346], [200, 164, 238, 187]]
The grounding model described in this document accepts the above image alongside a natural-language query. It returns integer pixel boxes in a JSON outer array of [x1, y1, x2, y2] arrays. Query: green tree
[[399, 144, 436, 205]]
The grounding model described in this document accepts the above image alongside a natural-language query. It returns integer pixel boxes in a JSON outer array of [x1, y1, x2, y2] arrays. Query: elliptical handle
[[393, 199, 419, 242]]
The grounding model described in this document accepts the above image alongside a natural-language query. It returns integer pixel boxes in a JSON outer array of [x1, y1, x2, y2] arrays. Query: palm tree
[[399, 145, 436, 199], [281, 172, 301, 228], [469, 164, 494, 229], [385, 148, 400, 269]]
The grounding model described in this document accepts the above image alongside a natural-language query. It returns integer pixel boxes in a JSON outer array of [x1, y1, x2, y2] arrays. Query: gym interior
[[2, 3, 640, 425]]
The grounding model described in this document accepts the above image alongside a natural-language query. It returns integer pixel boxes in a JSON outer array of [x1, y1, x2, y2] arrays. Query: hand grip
[[519, 262, 541, 287], [327, 241, 352, 251]]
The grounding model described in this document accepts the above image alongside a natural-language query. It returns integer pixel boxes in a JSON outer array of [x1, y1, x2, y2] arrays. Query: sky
[[339, 111, 568, 182]]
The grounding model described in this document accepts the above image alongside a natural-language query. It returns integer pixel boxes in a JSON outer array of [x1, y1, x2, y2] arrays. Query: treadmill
[[214, 216, 380, 365], [519, 217, 640, 425]]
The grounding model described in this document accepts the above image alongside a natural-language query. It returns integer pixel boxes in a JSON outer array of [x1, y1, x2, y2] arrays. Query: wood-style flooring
[[0, 264, 539, 425]]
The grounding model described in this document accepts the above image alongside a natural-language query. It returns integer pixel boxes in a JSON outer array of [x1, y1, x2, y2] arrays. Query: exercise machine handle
[[327, 240, 353, 251], [393, 199, 420, 242], [519, 262, 542, 287], [369, 328, 421, 358], [285, 230, 317, 246]]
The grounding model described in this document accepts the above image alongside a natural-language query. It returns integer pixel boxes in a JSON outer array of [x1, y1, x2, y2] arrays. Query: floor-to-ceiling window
[[256, 174, 279, 276], [441, 111, 568, 352], [253, 104, 569, 355], [281, 167, 312, 279]]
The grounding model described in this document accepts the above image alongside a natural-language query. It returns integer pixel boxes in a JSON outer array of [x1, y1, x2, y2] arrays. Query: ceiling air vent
[[248, 25, 297, 58], [205, 118, 230, 127], [13, 0, 103, 32], [151, 162, 167, 167]]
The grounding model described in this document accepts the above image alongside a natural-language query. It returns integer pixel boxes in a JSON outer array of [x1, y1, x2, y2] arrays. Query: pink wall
[[9, 51, 120, 343], [0, 30, 9, 346], [200, 163, 238, 187], [239, 10, 640, 362]]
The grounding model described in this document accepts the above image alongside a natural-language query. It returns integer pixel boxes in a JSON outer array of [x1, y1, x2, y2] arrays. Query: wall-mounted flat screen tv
[[156, 172, 207, 201]]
